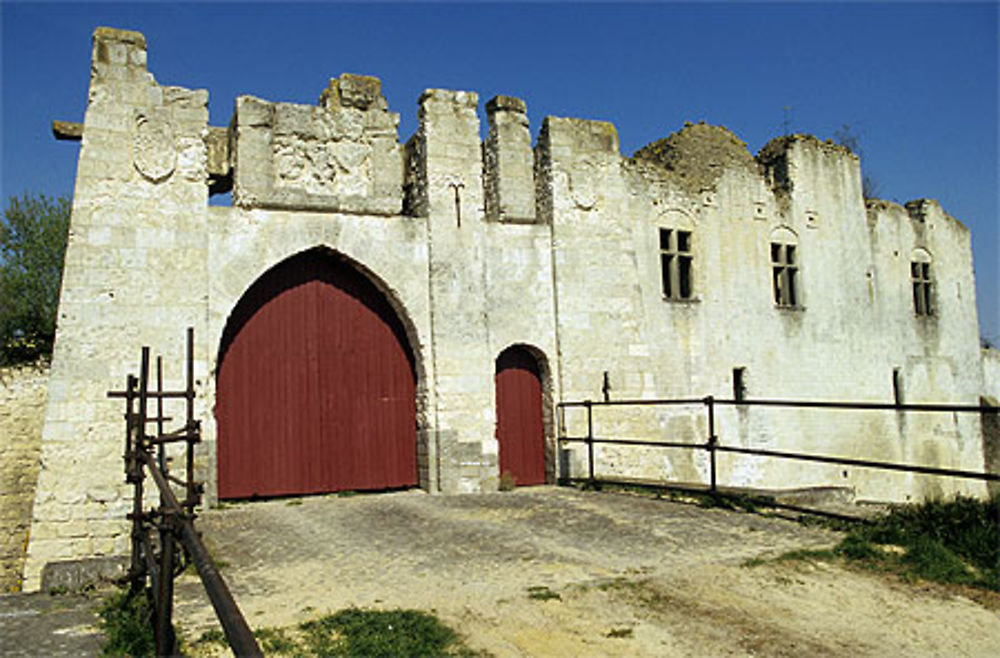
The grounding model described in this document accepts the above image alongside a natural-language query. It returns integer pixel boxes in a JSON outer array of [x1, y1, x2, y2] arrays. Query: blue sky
[[2, 1, 997, 340]]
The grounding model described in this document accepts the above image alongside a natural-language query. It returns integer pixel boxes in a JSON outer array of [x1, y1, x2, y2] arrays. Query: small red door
[[495, 347, 546, 486], [216, 250, 417, 499]]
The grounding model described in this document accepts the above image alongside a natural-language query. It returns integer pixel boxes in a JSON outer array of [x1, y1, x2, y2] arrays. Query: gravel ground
[[5, 487, 997, 656], [0, 591, 103, 657], [172, 486, 1000, 656]]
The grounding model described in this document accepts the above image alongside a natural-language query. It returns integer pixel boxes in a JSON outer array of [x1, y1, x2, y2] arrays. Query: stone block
[[39, 556, 127, 593]]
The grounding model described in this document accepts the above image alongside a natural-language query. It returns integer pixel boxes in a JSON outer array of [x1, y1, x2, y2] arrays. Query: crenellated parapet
[[484, 95, 536, 223]]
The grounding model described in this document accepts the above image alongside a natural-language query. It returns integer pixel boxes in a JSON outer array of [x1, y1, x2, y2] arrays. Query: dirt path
[[173, 487, 1000, 656]]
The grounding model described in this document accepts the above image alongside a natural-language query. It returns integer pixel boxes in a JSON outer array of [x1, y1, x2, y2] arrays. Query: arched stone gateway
[[216, 248, 418, 499]]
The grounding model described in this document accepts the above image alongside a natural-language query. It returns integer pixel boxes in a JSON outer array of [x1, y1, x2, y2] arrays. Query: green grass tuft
[[606, 627, 634, 638], [526, 585, 561, 601], [254, 626, 300, 654], [97, 589, 155, 657], [299, 607, 475, 657], [755, 494, 1000, 591], [193, 628, 227, 646], [833, 534, 884, 562]]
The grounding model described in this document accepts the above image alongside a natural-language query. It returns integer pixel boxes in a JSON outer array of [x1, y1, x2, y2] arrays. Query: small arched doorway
[[216, 248, 418, 499], [495, 346, 547, 486]]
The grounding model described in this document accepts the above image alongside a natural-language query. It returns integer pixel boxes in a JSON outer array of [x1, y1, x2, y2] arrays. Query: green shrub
[[1, 193, 71, 366], [98, 589, 154, 657]]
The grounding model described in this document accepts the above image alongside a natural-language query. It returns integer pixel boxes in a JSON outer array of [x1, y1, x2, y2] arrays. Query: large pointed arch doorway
[[216, 248, 418, 499], [495, 346, 547, 487]]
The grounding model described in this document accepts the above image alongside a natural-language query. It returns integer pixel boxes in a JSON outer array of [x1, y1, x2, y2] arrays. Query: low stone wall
[[0, 362, 49, 591]]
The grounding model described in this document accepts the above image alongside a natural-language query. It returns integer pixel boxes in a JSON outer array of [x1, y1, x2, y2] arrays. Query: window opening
[[771, 242, 798, 307], [660, 228, 693, 301], [911, 261, 933, 316], [733, 368, 746, 402]]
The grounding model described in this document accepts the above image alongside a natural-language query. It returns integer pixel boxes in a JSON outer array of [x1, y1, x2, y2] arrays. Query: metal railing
[[108, 328, 261, 656], [558, 395, 1000, 494]]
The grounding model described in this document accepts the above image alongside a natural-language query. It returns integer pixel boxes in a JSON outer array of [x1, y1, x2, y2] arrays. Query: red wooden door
[[495, 347, 546, 486], [216, 251, 417, 499]]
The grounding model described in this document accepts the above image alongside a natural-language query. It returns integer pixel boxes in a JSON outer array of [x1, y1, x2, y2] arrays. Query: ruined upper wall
[[632, 122, 760, 196], [232, 74, 403, 214]]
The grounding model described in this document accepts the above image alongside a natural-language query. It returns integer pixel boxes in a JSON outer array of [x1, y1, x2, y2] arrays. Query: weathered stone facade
[[20, 27, 994, 589], [1, 363, 49, 591]]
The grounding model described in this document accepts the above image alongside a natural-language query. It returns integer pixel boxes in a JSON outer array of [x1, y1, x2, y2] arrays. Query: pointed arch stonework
[[215, 247, 423, 498]]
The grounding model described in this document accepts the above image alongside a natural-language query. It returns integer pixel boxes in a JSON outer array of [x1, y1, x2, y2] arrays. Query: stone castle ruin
[[17, 27, 995, 590]]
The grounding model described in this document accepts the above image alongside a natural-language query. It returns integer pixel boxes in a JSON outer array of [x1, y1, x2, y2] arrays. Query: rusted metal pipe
[[140, 452, 261, 656], [560, 397, 997, 413]]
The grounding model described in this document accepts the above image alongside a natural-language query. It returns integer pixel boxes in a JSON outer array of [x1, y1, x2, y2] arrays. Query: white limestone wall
[[985, 349, 1000, 402], [545, 123, 985, 502], [417, 89, 499, 493], [0, 363, 49, 591], [24, 28, 211, 590]]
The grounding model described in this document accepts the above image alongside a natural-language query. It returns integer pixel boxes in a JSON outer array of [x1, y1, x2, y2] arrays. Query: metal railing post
[[705, 396, 717, 494], [585, 400, 595, 485]]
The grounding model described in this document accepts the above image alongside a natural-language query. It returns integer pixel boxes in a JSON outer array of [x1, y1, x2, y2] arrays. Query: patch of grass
[[336, 490, 358, 498], [97, 589, 154, 657], [594, 577, 633, 592], [843, 494, 999, 589], [606, 627, 633, 638], [254, 626, 299, 654], [526, 585, 561, 601], [596, 576, 677, 613], [193, 628, 226, 646], [833, 534, 884, 562], [299, 607, 478, 657], [900, 535, 979, 586], [777, 548, 836, 562], [183, 608, 485, 657], [751, 494, 1000, 592], [286, 499, 303, 506]]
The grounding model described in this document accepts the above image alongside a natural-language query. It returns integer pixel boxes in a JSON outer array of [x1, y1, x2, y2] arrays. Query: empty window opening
[[771, 242, 798, 307], [660, 228, 693, 300], [733, 368, 746, 402], [892, 368, 903, 406], [911, 261, 933, 316]]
